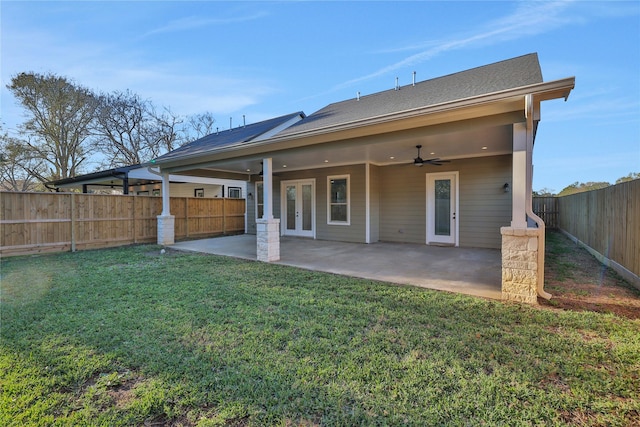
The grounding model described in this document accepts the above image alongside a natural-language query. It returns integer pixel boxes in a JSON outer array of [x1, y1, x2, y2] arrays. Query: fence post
[[70, 193, 76, 252], [133, 195, 137, 244], [223, 198, 227, 234], [185, 197, 189, 238]]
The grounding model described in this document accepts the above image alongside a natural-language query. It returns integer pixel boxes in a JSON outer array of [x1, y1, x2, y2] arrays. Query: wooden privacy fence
[[0, 192, 245, 257], [556, 179, 639, 281], [532, 196, 559, 228]]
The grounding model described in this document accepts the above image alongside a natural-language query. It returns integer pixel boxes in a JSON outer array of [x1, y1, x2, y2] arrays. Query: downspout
[[524, 94, 551, 300], [148, 166, 171, 216]]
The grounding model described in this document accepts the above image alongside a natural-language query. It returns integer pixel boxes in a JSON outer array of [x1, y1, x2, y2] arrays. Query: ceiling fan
[[412, 145, 450, 167]]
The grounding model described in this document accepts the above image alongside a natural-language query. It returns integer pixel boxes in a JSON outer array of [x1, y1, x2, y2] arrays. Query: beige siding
[[457, 156, 512, 248], [379, 155, 512, 249], [369, 164, 380, 243], [247, 156, 510, 248], [276, 165, 367, 243], [246, 178, 282, 235], [379, 163, 427, 244]]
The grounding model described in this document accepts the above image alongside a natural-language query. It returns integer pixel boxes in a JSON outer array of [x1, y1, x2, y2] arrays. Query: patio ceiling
[[167, 119, 514, 179]]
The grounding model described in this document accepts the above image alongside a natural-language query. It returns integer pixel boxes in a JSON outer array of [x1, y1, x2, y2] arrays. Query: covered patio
[[171, 235, 502, 300]]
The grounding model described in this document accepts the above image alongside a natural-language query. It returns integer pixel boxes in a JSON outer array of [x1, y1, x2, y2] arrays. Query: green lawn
[[1, 244, 638, 426]]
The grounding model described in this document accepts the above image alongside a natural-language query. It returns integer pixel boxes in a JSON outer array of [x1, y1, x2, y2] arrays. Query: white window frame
[[327, 174, 350, 226], [228, 187, 242, 199]]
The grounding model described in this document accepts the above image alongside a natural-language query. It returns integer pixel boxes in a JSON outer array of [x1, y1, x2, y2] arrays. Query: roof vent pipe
[[412, 71, 416, 86], [243, 115, 246, 127], [230, 117, 232, 130], [216, 127, 219, 135], [357, 91, 360, 101], [395, 77, 399, 90]]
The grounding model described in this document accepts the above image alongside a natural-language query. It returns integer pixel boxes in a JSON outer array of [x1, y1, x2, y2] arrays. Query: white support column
[[365, 163, 370, 244], [262, 158, 273, 220], [511, 123, 528, 229], [501, 98, 546, 304], [157, 172, 175, 245], [256, 157, 280, 261], [161, 173, 171, 216]]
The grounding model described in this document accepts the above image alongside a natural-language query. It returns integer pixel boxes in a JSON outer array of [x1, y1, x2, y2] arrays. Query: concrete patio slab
[[170, 234, 502, 300]]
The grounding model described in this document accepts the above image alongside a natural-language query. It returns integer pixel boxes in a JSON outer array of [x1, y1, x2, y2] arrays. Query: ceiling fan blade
[[424, 158, 450, 165]]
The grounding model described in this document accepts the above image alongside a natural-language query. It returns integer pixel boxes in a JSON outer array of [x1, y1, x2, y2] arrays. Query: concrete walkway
[[171, 234, 502, 300]]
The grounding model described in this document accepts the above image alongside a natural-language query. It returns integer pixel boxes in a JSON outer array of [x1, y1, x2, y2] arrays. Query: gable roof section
[[277, 53, 543, 137], [154, 111, 305, 163]]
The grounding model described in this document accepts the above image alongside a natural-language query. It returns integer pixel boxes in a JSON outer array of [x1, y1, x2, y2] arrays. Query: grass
[[1, 244, 639, 426], [545, 231, 580, 282]]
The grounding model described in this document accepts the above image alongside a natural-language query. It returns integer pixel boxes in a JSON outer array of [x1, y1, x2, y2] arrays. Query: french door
[[426, 172, 458, 245], [281, 179, 315, 237]]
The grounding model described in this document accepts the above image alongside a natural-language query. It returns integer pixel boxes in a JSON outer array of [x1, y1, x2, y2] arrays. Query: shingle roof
[[154, 111, 304, 162], [277, 53, 542, 136]]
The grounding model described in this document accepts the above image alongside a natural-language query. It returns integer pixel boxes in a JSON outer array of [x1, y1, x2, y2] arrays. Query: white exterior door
[[426, 172, 458, 245], [281, 179, 315, 237]]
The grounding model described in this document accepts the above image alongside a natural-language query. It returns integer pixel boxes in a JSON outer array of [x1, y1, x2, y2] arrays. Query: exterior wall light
[[503, 183, 510, 193]]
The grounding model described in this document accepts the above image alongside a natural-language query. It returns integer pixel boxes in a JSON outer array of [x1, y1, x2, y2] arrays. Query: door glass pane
[[434, 179, 451, 236], [302, 184, 312, 231], [286, 185, 296, 230], [256, 182, 264, 219]]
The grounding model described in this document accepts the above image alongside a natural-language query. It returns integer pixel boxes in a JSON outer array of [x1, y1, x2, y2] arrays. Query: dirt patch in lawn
[[539, 230, 640, 319]]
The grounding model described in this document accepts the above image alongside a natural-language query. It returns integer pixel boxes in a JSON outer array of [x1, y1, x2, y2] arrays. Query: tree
[[93, 92, 187, 167], [533, 187, 556, 197], [93, 90, 155, 167], [615, 172, 640, 184], [185, 112, 216, 139], [7, 72, 98, 181], [557, 181, 610, 197], [0, 127, 45, 191], [148, 107, 184, 159]]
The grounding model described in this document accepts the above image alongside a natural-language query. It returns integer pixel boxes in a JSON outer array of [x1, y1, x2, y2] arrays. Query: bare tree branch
[[7, 72, 97, 181]]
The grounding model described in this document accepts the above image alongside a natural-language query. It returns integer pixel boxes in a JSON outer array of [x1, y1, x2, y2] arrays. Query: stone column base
[[256, 218, 280, 262], [500, 227, 540, 304], [157, 215, 175, 246]]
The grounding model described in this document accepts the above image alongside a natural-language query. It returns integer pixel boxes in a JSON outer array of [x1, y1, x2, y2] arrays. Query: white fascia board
[[129, 166, 244, 189], [168, 174, 246, 188]]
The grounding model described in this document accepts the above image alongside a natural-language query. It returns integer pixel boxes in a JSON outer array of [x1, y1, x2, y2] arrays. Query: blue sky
[[1, 1, 638, 193]]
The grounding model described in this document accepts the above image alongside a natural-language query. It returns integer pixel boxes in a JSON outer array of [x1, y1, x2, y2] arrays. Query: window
[[256, 182, 264, 219], [327, 175, 349, 225], [228, 187, 242, 198]]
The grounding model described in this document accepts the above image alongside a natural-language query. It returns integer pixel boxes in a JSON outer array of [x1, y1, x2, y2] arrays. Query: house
[[152, 53, 575, 304]]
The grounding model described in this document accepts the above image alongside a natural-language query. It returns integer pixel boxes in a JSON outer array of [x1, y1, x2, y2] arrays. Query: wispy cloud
[[141, 11, 268, 38], [334, 1, 577, 90]]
